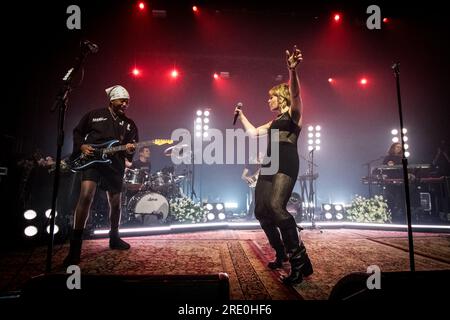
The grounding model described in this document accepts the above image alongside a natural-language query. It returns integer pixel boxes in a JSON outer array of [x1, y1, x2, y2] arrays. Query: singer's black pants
[[254, 173, 296, 227]]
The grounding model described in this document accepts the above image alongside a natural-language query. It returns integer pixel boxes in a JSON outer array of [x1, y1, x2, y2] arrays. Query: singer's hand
[[234, 107, 243, 120], [286, 45, 303, 70]]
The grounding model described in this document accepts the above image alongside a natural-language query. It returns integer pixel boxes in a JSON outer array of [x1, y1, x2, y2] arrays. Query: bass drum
[[127, 192, 169, 225]]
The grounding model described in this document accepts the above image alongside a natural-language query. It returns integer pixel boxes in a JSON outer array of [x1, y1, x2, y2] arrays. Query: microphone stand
[[392, 62, 415, 272], [308, 149, 318, 229], [300, 149, 320, 231], [46, 44, 93, 273], [298, 152, 318, 228], [190, 132, 198, 201]]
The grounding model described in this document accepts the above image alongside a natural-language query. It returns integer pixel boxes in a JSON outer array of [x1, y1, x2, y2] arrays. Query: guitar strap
[[112, 116, 125, 144]]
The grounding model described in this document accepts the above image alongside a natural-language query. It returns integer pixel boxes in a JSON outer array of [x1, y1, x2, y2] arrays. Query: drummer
[[125, 146, 152, 172]]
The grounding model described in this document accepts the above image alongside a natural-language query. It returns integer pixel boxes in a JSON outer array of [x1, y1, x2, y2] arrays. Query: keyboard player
[[380, 142, 405, 222]]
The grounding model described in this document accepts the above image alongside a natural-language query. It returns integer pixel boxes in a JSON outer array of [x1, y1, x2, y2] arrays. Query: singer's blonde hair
[[269, 83, 290, 109]]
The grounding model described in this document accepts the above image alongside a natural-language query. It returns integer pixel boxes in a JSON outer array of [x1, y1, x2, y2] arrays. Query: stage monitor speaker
[[21, 273, 229, 304], [329, 270, 450, 302]]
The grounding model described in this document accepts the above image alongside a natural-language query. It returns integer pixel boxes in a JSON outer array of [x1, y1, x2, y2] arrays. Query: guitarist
[[241, 153, 262, 219], [64, 85, 138, 266]]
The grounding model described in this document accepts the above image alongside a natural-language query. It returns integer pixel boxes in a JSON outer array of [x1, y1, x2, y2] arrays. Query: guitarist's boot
[[63, 229, 84, 267], [109, 229, 131, 250]]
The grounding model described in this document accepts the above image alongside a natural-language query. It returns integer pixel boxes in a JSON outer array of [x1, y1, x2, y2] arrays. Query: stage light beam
[[24, 210, 37, 220], [132, 68, 141, 77]]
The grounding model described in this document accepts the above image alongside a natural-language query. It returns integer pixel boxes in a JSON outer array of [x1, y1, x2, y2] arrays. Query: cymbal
[[164, 144, 190, 157], [164, 144, 189, 153]]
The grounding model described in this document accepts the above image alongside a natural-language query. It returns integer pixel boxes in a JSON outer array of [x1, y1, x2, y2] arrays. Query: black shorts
[[81, 164, 124, 193], [260, 142, 299, 181]]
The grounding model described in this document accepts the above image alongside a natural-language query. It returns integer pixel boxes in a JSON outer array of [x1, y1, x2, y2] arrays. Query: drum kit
[[122, 167, 186, 225], [121, 144, 190, 226]]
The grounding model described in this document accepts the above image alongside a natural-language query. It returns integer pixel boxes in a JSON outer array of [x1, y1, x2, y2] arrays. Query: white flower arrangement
[[346, 195, 392, 223], [168, 197, 206, 223]]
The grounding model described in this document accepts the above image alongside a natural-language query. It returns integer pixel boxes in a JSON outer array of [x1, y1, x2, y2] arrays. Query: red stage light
[[138, 2, 145, 10], [213, 73, 219, 80], [193, 6, 198, 13], [171, 69, 179, 78], [383, 17, 389, 23], [328, 78, 334, 83], [132, 68, 141, 77], [334, 14, 341, 22], [360, 78, 368, 85]]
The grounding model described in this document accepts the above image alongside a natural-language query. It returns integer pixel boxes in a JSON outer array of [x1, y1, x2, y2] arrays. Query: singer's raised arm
[[286, 46, 303, 126]]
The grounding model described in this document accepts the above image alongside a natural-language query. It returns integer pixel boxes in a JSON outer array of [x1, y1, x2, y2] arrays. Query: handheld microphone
[[233, 102, 243, 125], [81, 40, 99, 53]]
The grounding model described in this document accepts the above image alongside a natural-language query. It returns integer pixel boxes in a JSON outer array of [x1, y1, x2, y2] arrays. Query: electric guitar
[[51, 139, 173, 172]]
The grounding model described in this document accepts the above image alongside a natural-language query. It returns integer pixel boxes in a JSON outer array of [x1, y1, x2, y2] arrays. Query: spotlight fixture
[[195, 108, 211, 141], [203, 202, 226, 222], [307, 125, 322, 151], [24, 226, 38, 237], [390, 128, 411, 157], [24, 209, 37, 220], [321, 203, 347, 221]]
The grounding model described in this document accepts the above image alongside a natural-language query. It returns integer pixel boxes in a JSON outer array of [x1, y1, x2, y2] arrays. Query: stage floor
[[1, 228, 449, 300]]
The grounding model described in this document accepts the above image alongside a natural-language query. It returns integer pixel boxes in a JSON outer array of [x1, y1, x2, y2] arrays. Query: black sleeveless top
[[267, 111, 301, 153], [261, 111, 301, 179], [270, 111, 301, 135]]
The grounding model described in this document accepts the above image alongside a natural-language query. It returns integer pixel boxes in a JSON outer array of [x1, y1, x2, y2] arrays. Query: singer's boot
[[278, 217, 313, 285], [109, 229, 130, 250], [261, 222, 288, 269], [63, 229, 83, 267]]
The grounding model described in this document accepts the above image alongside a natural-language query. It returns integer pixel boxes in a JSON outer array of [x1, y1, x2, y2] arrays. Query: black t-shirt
[[382, 155, 402, 165], [72, 108, 139, 172], [131, 159, 151, 172]]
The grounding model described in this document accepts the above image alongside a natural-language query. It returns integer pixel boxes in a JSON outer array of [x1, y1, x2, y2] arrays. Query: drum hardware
[[287, 192, 301, 217], [123, 168, 150, 191], [121, 166, 188, 225]]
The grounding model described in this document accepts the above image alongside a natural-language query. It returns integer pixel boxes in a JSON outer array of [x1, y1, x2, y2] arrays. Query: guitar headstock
[[153, 139, 174, 146], [48, 159, 72, 173]]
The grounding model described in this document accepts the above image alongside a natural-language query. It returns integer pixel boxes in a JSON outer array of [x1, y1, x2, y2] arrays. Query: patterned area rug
[[0, 231, 298, 300], [1, 229, 449, 300], [242, 229, 450, 299]]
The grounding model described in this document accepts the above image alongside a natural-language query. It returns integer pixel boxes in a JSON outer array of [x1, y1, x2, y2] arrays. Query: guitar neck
[[103, 140, 170, 155]]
